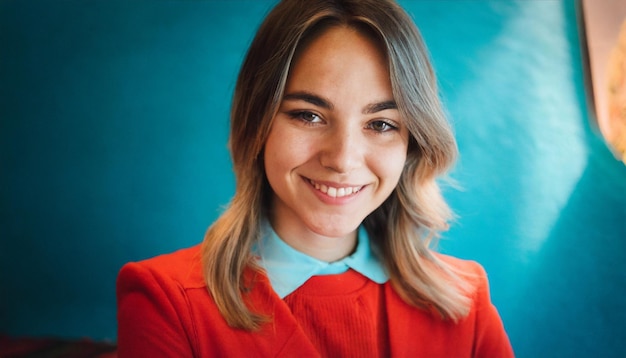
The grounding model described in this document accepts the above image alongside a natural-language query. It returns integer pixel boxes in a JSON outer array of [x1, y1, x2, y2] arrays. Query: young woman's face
[[264, 26, 409, 258]]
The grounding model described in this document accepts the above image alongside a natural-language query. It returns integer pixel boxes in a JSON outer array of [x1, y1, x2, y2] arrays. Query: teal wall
[[1, 1, 625, 357]]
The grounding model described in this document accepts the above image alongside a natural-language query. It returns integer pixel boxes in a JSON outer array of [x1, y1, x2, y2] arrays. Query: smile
[[308, 179, 363, 198]]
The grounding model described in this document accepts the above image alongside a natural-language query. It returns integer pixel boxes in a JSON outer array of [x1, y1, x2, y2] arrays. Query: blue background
[[1, 1, 625, 357]]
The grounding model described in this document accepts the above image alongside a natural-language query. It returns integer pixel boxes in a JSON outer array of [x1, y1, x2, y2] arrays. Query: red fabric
[[282, 270, 389, 357], [117, 245, 514, 357]]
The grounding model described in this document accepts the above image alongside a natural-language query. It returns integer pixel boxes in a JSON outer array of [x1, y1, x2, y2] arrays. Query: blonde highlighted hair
[[202, 0, 470, 330]]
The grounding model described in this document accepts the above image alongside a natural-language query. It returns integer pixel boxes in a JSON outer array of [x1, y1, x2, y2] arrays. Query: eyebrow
[[283, 92, 333, 110], [282, 91, 397, 114], [364, 100, 397, 114]]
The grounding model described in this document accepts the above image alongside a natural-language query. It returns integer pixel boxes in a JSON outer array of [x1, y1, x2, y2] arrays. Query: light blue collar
[[254, 221, 389, 298]]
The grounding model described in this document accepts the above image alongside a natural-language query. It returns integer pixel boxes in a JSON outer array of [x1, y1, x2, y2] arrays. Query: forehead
[[285, 26, 392, 98], [292, 25, 387, 69]]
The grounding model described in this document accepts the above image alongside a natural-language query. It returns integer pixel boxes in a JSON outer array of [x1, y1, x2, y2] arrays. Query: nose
[[319, 126, 364, 174]]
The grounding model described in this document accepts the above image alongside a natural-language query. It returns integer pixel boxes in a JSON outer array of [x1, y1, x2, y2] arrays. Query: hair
[[201, 0, 471, 330]]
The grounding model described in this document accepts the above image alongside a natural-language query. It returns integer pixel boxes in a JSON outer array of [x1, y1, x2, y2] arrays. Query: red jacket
[[117, 245, 514, 357]]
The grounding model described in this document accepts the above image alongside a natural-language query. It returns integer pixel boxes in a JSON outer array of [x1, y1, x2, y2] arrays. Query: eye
[[287, 111, 323, 124], [368, 120, 398, 133]]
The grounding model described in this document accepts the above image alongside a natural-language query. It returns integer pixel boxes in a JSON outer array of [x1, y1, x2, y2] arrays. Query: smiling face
[[263, 25, 409, 261]]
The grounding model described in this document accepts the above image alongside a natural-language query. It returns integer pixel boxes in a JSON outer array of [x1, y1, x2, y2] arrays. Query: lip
[[303, 177, 365, 203]]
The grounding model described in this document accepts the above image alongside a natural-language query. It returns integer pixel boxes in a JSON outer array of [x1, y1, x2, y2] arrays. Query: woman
[[117, 0, 514, 356]]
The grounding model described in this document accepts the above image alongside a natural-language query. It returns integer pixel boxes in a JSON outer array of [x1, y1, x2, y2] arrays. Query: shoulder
[[433, 252, 515, 356], [116, 245, 208, 356], [434, 252, 487, 277], [433, 252, 490, 297], [117, 244, 206, 293], [433, 253, 496, 318]]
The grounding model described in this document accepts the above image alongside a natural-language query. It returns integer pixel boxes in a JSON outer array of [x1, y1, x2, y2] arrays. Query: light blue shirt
[[254, 220, 389, 298]]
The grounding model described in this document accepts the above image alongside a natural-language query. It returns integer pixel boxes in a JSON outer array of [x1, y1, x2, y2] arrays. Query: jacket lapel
[[245, 269, 321, 357]]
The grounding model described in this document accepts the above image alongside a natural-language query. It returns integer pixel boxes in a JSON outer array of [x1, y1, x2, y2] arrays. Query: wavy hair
[[201, 0, 470, 330]]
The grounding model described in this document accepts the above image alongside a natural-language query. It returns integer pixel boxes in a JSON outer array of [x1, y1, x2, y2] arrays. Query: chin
[[306, 219, 361, 239]]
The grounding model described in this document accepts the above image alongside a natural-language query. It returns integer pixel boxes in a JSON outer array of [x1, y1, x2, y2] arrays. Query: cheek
[[383, 156, 406, 186], [264, 126, 311, 180], [372, 144, 407, 185], [263, 132, 285, 182]]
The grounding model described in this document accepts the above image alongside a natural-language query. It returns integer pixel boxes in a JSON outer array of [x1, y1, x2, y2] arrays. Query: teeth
[[309, 180, 361, 198]]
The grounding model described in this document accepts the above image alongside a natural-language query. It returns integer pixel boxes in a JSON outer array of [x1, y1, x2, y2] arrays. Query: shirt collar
[[254, 220, 388, 298]]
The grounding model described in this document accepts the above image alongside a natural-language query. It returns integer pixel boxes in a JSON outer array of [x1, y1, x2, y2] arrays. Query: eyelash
[[286, 110, 399, 133], [286, 111, 322, 125], [368, 120, 398, 133]]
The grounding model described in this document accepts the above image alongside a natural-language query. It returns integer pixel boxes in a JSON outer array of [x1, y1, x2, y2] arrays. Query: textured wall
[[1, 1, 625, 357]]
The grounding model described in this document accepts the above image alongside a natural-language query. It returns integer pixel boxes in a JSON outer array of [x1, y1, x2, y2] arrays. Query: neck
[[269, 220, 358, 263]]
